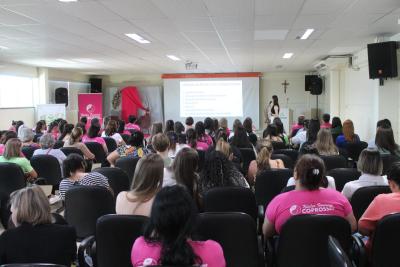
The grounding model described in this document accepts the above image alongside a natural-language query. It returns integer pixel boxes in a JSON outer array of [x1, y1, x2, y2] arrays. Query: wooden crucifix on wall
[[282, 80, 289, 94]]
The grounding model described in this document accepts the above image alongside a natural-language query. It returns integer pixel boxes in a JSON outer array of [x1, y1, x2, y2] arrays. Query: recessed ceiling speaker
[[305, 75, 323, 95], [55, 87, 68, 106]]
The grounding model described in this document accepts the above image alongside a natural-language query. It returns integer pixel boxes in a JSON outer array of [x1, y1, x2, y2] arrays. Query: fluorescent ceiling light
[[74, 58, 102, 63], [56, 58, 75, 64], [59, 0, 78, 2], [125, 33, 151, 44], [300, 29, 315, 40], [166, 55, 181, 61], [282, 53, 294, 59], [0, 45, 9, 50]]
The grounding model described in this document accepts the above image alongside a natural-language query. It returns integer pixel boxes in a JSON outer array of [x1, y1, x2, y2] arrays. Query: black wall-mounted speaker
[[55, 87, 68, 106], [305, 75, 323, 95], [368, 41, 398, 79], [89, 78, 102, 93]]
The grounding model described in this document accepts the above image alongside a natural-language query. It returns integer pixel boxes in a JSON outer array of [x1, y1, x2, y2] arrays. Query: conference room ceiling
[[0, 0, 399, 74]]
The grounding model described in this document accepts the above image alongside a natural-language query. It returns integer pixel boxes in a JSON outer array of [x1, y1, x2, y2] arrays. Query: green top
[[0, 156, 34, 173], [331, 126, 342, 135]]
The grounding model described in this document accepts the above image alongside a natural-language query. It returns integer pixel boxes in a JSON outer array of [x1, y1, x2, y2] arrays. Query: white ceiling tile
[[99, 0, 166, 19], [255, 15, 297, 30], [255, 30, 288, 40], [0, 7, 39, 26], [151, 0, 208, 18], [255, 0, 304, 15], [301, 0, 353, 15]]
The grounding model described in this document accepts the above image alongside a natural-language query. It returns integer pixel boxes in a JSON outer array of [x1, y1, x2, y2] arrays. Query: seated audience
[[186, 129, 208, 151], [20, 128, 39, 148], [291, 119, 309, 146], [152, 133, 172, 167], [174, 121, 187, 144], [80, 116, 88, 128], [195, 121, 213, 147], [8, 120, 16, 132], [273, 118, 289, 145], [0, 186, 76, 265], [75, 122, 87, 136], [374, 127, 400, 157], [342, 148, 388, 200], [131, 185, 225, 267], [248, 140, 285, 184], [263, 154, 356, 238], [219, 117, 230, 136], [33, 134, 66, 166], [33, 120, 46, 141], [215, 129, 242, 164], [368, 119, 392, 148], [58, 123, 74, 142], [243, 117, 258, 146], [125, 115, 141, 132], [0, 138, 37, 180], [331, 117, 343, 136], [148, 122, 163, 150], [320, 113, 332, 129], [47, 121, 59, 140], [117, 120, 130, 135], [116, 154, 163, 216], [164, 119, 174, 133], [230, 126, 254, 150], [101, 119, 125, 145], [63, 127, 95, 160], [263, 124, 284, 143], [173, 148, 202, 209], [290, 115, 305, 137], [167, 131, 188, 159], [82, 124, 108, 154], [204, 117, 216, 140], [107, 131, 149, 166], [59, 153, 111, 200], [299, 119, 320, 154], [314, 128, 339, 156], [185, 116, 194, 132], [358, 163, 400, 249], [229, 119, 243, 140], [336, 119, 360, 148], [0, 131, 18, 156], [199, 150, 249, 194]]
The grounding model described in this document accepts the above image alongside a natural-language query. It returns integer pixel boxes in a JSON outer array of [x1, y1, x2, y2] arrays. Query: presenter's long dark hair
[[144, 185, 201, 266], [272, 95, 279, 106]]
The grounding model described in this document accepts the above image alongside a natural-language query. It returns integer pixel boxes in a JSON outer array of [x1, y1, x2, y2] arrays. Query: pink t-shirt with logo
[[82, 136, 106, 145], [266, 188, 352, 234], [125, 123, 141, 132], [131, 236, 226, 267]]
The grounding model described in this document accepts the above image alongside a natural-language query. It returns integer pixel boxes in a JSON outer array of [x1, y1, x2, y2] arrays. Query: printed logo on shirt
[[290, 203, 335, 215], [289, 205, 301, 215]]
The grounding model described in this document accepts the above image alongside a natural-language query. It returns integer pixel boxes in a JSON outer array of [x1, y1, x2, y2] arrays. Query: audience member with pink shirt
[[290, 115, 305, 137], [125, 115, 141, 132], [186, 129, 208, 151], [82, 124, 108, 154], [131, 185, 225, 267], [320, 113, 332, 129], [195, 121, 213, 147], [263, 154, 357, 238]]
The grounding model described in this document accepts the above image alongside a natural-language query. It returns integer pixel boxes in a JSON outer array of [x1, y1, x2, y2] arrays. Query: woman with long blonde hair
[[336, 119, 360, 148], [314, 129, 339, 156]]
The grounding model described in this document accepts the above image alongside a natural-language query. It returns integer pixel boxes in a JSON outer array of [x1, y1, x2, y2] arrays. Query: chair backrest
[[346, 141, 368, 161], [270, 154, 294, 169], [96, 214, 148, 267], [381, 154, 400, 175], [53, 140, 64, 149], [21, 146, 39, 160], [121, 134, 130, 143], [271, 141, 287, 150], [327, 168, 361, 192], [239, 148, 256, 176], [102, 137, 117, 152], [196, 149, 206, 172], [65, 186, 115, 240], [203, 187, 257, 221], [193, 212, 260, 267], [273, 149, 298, 163], [0, 163, 26, 196], [93, 167, 130, 197], [350, 186, 391, 220], [371, 213, 400, 267], [320, 155, 347, 171], [60, 147, 83, 157], [30, 155, 62, 186], [85, 142, 107, 164], [115, 157, 140, 186], [276, 215, 352, 267], [255, 168, 293, 207], [328, 236, 353, 267]]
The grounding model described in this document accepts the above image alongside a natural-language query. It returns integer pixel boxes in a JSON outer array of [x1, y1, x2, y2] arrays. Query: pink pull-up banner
[[78, 93, 103, 127]]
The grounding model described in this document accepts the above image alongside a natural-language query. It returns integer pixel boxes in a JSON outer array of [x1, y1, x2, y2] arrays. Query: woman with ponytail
[[131, 185, 225, 267], [63, 127, 95, 160], [247, 140, 285, 184], [262, 154, 356, 238]]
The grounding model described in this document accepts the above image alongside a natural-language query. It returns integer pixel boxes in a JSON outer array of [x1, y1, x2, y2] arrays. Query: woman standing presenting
[[265, 95, 280, 124]]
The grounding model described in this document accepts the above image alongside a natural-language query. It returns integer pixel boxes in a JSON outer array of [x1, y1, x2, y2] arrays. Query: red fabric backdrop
[[121, 86, 147, 122]]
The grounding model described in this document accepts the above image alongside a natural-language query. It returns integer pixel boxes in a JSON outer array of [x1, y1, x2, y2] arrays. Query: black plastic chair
[[273, 149, 298, 163], [60, 147, 83, 157], [21, 146, 39, 160], [53, 141, 64, 149], [196, 149, 206, 172], [350, 186, 391, 220], [271, 141, 287, 150], [271, 154, 294, 169], [381, 154, 400, 175], [320, 155, 347, 171], [0, 163, 26, 196], [203, 187, 257, 221], [239, 148, 256, 176], [115, 156, 140, 186], [102, 137, 117, 152], [371, 213, 400, 267], [255, 169, 293, 209], [93, 167, 130, 197], [327, 168, 361, 192], [328, 235, 353, 267], [193, 212, 261, 267], [121, 134, 130, 143], [64, 186, 115, 240], [346, 141, 368, 161], [30, 155, 62, 188], [273, 215, 353, 267], [85, 142, 108, 166]]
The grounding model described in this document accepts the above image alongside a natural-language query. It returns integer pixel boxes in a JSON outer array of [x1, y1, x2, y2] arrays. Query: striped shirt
[[59, 172, 110, 200]]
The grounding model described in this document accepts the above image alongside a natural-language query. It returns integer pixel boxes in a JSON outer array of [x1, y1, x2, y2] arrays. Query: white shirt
[[101, 131, 123, 144], [162, 168, 176, 187], [33, 148, 66, 166], [287, 176, 336, 190], [291, 128, 307, 146], [341, 173, 388, 200], [168, 144, 190, 159]]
